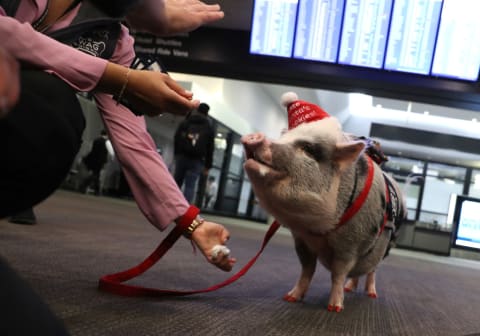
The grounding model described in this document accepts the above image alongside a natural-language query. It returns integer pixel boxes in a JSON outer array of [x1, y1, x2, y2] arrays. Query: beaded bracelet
[[115, 68, 131, 106]]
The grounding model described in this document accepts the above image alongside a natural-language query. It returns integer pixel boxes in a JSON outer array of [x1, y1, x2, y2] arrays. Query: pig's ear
[[333, 141, 365, 170]]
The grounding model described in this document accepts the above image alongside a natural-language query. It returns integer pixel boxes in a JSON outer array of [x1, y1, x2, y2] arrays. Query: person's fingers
[[212, 255, 236, 272], [125, 73, 200, 117]]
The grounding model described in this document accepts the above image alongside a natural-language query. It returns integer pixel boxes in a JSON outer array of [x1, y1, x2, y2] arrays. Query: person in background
[[0, 1, 235, 334], [174, 102, 215, 203], [204, 175, 218, 209], [82, 129, 110, 195]]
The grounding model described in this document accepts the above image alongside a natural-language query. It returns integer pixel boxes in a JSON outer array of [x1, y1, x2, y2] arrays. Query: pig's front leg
[[328, 259, 356, 312], [365, 271, 377, 298], [284, 237, 317, 303]]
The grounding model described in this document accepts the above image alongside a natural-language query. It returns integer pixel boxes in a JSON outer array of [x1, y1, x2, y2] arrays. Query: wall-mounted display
[[452, 195, 480, 250], [249, 0, 480, 81]]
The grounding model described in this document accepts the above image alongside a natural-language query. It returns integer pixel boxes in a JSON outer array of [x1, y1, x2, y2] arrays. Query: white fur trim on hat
[[281, 92, 298, 107]]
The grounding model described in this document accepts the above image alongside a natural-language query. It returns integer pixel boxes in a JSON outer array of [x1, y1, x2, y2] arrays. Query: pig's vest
[[337, 156, 401, 236]]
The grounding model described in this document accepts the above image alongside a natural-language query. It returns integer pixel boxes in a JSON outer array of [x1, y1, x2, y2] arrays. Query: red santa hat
[[281, 92, 331, 130]]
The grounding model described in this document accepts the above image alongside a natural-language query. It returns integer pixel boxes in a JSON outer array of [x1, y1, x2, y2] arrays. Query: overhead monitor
[[431, 0, 480, 81], [337, 0, 393, 69], [293, 0, 345, 63], [249, 0, 299, 58], [248, 0, 480, 81], [384, 0, 443, 75]]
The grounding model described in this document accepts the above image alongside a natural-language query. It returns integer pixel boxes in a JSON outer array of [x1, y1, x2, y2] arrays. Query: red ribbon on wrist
[[176, 205, 200, 231]]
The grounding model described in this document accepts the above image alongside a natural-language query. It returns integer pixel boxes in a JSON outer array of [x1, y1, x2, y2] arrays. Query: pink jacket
[[0, 0, 189, 230]]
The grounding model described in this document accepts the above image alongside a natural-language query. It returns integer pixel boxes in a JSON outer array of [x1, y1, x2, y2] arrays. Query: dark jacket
[[174, 113, 215, 169], [83, 136, 108, 172]]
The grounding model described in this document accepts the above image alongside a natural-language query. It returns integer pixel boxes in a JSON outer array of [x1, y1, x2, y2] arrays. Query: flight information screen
[[384, 0, 442, 75], [338, 0, 393, 69], [249, 0, 480, 81], [249, 0, 299, 58], [431, 0, 480, 81], [293, 0, 345, 63]]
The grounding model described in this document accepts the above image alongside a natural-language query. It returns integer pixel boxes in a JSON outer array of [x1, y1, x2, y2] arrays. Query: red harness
[[337, 156, 375, 228]]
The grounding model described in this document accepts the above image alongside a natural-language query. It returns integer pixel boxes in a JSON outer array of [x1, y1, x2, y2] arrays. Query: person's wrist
[[184, 215, 205, 239], [175, 205, 203, 239]]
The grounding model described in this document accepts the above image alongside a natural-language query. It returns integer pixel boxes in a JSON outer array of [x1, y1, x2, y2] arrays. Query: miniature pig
[[241, 93, 406, 312]]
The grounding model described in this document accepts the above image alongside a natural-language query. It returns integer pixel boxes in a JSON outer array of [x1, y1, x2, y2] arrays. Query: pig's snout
[[241, 133, 265, 147], [241, 133, 268, 160], [241, 133, 274, 169]]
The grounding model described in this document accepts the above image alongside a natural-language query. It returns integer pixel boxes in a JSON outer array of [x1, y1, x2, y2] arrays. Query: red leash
[[98, 220, 281, 297]]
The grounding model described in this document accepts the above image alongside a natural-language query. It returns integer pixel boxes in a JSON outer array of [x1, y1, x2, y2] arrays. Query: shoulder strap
[[0, 0, 21, 16], [47, 1, 122, 60]]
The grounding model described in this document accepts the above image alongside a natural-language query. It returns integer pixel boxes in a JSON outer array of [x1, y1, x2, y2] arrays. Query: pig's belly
[[292, 228, 389, 277]]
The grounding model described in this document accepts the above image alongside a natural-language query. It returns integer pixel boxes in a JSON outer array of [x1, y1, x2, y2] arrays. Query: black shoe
[[9, 208, 37, 225]]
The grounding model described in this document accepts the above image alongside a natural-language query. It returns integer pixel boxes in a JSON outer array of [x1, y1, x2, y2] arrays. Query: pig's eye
[[297, 141, 323, 161]]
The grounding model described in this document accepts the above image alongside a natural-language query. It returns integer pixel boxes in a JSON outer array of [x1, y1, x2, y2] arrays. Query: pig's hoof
[[283, 294, 299, 303], [367, 292, 377, 299], [327, 304, 343, 313]]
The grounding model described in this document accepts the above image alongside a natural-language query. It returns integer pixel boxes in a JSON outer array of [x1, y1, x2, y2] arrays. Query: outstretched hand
[[160, 0, 225, 35], [126, 69, 200, 117], [97, 62, 200, 117], [127, 0, 224, 36], [0, 47, 20, 119], [191, 220, 236, 272]]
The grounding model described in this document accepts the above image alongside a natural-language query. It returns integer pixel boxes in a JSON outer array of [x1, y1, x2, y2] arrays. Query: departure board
[[249, 0, 299, 58], [338, 0, 393, 68], [384, 0, 442, 75], [431, 0, 480, 81], [249, 0, 480, 81], [293, 0, 345, 63]]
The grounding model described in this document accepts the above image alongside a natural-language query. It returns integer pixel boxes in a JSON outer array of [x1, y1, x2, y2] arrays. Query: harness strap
[[379, 176, 391, 235], [98, 220, 281, 297], [337, 156, 375, 228]]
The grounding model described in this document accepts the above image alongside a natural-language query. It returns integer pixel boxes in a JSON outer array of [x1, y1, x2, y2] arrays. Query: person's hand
[[97, 62, 199, 117], [125, 69, 200, 117], [127, 0, 224, 36], [160, 0, 224, 35], [191, 220, 236, 272], [0, 47, 20, 119]]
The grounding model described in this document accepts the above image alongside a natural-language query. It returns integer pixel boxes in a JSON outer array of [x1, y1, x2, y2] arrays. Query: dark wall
[[133, 27, 480, 112]]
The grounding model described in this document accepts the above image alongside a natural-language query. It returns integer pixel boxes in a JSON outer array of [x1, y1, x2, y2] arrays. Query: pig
[[241, 99, 406, 312]]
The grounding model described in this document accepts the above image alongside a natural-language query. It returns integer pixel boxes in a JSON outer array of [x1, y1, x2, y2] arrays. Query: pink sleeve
[[0, 14, 107, 91], [94, 93, 189, 230], [94, 25, 189, 230]]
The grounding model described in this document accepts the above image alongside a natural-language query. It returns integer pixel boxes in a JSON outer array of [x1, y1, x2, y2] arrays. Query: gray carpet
[[1, 190, 480, 336]]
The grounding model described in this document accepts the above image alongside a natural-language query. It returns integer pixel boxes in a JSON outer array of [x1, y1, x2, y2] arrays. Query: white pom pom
[[281, 92, 298, 107], [211, 245, 230, 260]]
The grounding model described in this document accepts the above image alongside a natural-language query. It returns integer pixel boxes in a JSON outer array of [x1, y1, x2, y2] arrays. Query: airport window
[[419, 163, 466, 231], [382, 157, 425, 221]]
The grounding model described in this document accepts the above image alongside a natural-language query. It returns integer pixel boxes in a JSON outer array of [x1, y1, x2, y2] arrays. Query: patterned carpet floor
[[1, 190, 480, 336]]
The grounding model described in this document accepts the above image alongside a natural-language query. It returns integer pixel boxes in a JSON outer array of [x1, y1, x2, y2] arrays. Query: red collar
[[336, 156, 375, 228]]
